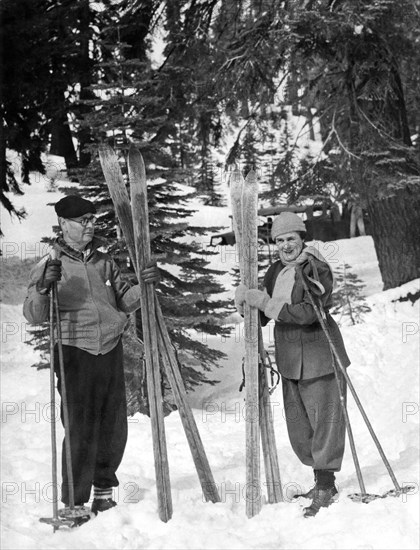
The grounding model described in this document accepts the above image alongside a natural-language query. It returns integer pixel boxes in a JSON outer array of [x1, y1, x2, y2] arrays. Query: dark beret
[[54, 196, 96, 218]]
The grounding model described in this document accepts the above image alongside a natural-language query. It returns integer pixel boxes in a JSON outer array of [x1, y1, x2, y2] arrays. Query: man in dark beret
[[23, 195, 159, 517]]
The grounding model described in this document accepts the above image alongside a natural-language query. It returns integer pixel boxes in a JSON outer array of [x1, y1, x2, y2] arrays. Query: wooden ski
[[153, 300, 220, 503], [241, 169, 261, 517], [231, 168, 261, 517], [231, 167, 283, 515], [128, 146, 173, 522], [97, 145, 136, 262], [230, 168, 244, 282], [99, 144, 220, 510]]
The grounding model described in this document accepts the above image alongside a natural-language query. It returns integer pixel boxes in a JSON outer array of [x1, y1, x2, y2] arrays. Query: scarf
[[264, 245, 331, 320]]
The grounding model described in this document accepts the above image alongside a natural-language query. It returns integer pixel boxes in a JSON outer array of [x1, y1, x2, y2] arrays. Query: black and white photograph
[[1, 1, 419, 548]]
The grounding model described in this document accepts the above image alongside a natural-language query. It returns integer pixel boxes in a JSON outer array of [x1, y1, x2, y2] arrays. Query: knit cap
[[271, 211, 306, 240]]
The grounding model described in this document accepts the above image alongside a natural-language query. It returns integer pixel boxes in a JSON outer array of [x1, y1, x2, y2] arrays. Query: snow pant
[[55, 340, 128, 505], [282, 371, 347, 472]]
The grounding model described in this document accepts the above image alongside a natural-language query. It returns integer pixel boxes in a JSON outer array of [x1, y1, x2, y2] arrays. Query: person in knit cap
[[235, 211, 350, 518], [23, 195, 159, 516]]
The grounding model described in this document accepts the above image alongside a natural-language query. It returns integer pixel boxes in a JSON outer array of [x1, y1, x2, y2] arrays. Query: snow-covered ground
[[1, 168, 419, 549]]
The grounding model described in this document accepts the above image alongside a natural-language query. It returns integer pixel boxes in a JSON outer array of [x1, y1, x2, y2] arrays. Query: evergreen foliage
[[282, 0, 420, 288], [1, 0, 100, 226], [331, 263, 371, 326], [21, 2, 232, 414], [3, 0, 420, 367]]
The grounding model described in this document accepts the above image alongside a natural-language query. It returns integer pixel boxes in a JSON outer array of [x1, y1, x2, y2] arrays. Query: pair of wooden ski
[[230, 168, 283, 518], [99, 144, 220, 523]]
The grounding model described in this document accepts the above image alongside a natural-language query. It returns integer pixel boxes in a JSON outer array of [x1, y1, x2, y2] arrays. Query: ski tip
[[128, 144, 146, 163], [128, 143, 143, 158], [98, 143, 114, 155], [229, 168, 244, 189], [127, 146, 146, 180], [244, 169, 258, 184], [231, 165, 242, 175], [98, 144, 120, 167]]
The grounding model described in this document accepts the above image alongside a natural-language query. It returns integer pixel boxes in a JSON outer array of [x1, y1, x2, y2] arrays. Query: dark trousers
[[282, 372, 347, 472], [55, 341, 128, 505]]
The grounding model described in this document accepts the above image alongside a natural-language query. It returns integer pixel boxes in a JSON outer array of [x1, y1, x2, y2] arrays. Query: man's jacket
[[23, 237, 140, 355], [261, 255, 350, 380]]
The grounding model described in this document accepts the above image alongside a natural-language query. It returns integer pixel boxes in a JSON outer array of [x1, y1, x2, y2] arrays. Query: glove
[[234, 284, 248, 315], [37, 259, 62, 293], [245, 289, 270, 311], [141, 262, 160, 284]]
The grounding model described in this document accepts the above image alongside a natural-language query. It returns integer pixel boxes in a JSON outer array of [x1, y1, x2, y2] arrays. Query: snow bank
[[1, 163, 418, 549], [1, 278, 419, 549]]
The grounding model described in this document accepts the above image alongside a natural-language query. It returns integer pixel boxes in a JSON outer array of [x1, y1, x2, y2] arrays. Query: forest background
[[1, 0, 419, 411]]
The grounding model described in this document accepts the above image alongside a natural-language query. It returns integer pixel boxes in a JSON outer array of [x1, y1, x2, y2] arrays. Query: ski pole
[[299, 264, 401, 494], [48, 280, 59, 529], [40, 251, 93, 529], [51, 251, 76, 509], [299, 269, 367, 494]]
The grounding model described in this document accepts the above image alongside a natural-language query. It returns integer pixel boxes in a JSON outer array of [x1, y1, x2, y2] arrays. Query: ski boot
[[292, 470, 317, 500], [91, 498, 117, 515], [303, 486, 338, 517], [302, 470, 339, 517]]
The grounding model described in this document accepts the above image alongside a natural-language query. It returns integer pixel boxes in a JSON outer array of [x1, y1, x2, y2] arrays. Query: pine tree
[[331, 263, 371, 326], [280, 0, 420, 289], [46, 5, 233, 414], [1, 0, 103, 230], [212, 0, 420, 290], [19, 0, 420, 386], [1, 0, 51, 226]]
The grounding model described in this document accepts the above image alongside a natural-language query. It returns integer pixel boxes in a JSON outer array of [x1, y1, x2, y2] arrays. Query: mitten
[[234, 283, 248, 315], [245, 289, 270, 311]]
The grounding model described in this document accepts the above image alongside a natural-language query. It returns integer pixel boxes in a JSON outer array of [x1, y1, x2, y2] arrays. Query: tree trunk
[[76, 0, 93, 167], [120, 0, 154, 61], [50, 113, 78, 169], [367, 187, 420, 290], [0, 120, 7, 193]]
